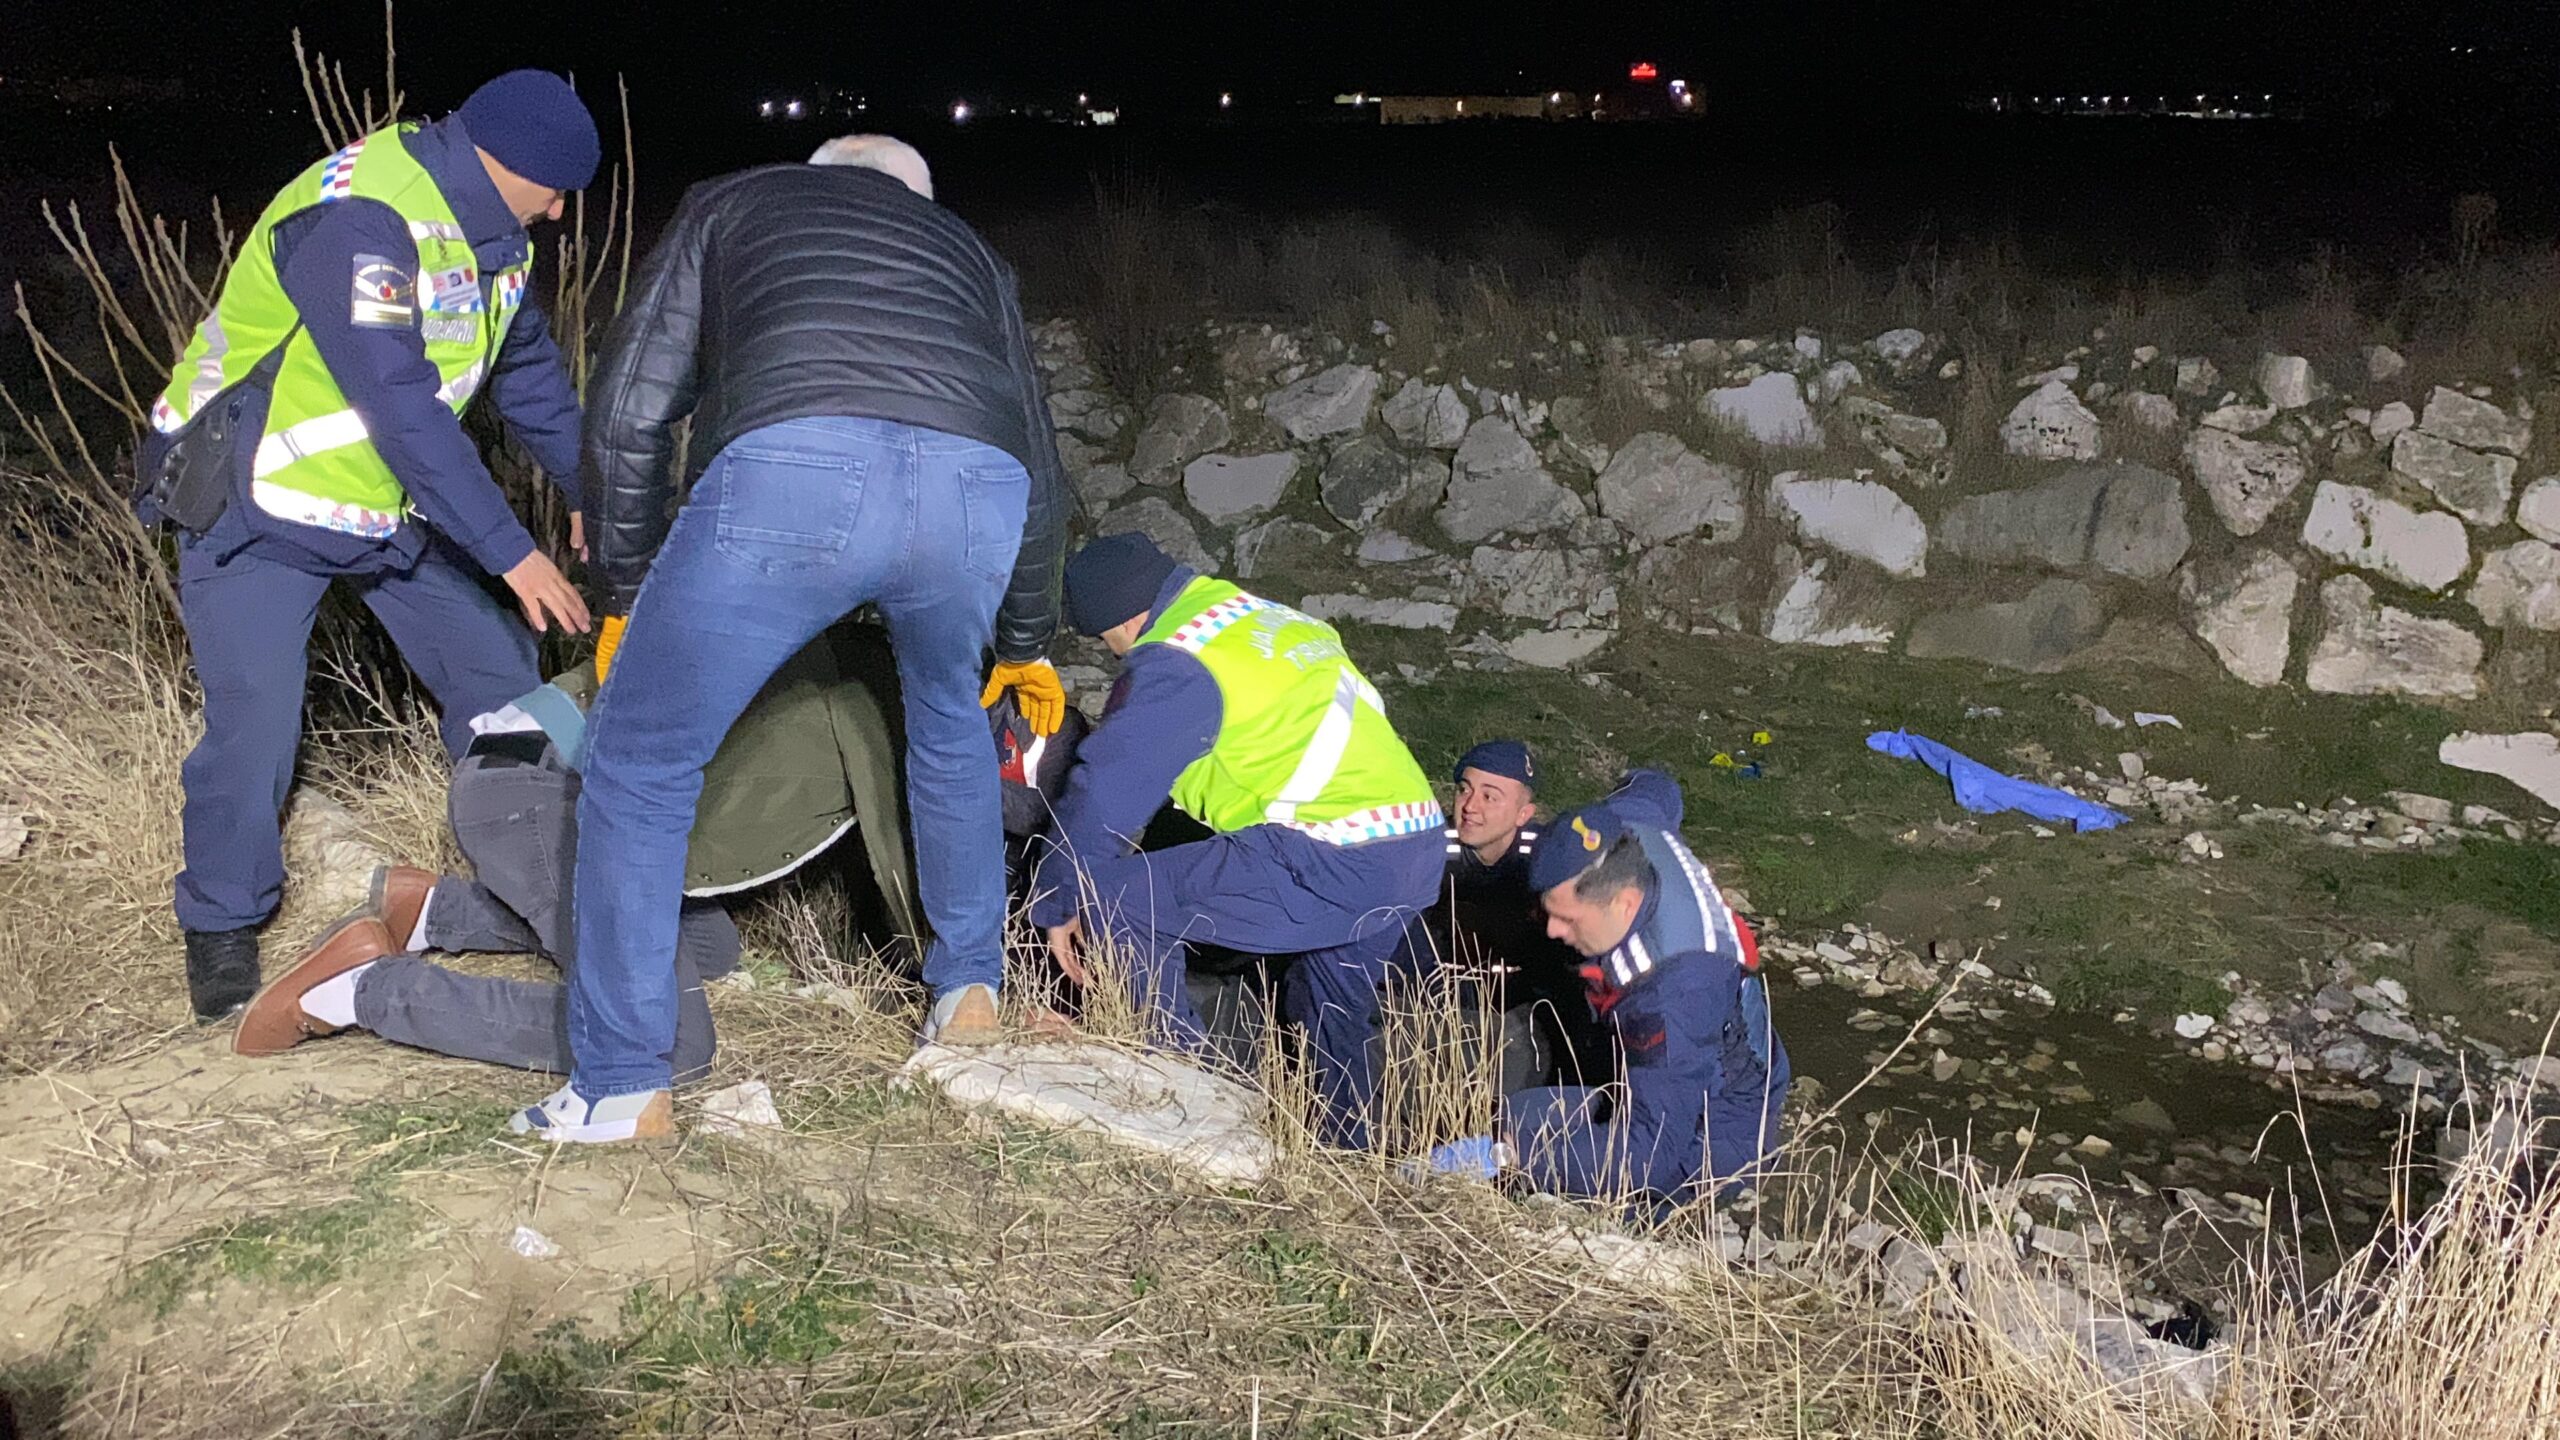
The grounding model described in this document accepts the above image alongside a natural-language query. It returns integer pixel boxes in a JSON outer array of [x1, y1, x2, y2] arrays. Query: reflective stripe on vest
[[247, 358, 488, 480], [1266, 668, 1388, 824], [1286, 801, 1445, 847]]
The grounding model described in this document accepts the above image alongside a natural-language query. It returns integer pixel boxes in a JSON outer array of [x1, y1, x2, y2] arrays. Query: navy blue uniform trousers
[[174, 513, 537, 933], [1074, 823, 1444, 1149]]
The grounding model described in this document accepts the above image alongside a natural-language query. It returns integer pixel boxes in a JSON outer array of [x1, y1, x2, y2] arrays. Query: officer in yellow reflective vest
[[136, 72, 598, 1021], [1033, 533, 1447, 1149]]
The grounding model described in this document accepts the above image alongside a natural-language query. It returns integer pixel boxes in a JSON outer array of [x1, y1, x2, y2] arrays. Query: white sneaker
[[922, 983, 1001, 1046], [508, 1083, 675, 1144]]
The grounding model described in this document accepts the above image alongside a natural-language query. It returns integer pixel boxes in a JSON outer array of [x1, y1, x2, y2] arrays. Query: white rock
[[902, 1040, 1276, 1183], [2420, 386, 2532, 455], [2000, 381, 2104, 461], [1873, 328, 1930, 362], [1468, 544, 1618, 624], [2120, 752, 2146, 781], [2306, 575, 2484, 700], [1794, 331, 1826, 361], [2470, 541, 2560, 630], [1263, 364, 1382, 442], [2366, 345, 2408, 383], [2374, 976, 2412, 1007], [1182, 451, 1299, 522], [1128, 395, 1233, 483], [2186, 428, 2308, 537], [1520, 1224, 1725, 1291], [2370, 401, 2417, 443], [1595, 432, 1748, 546], [2394, 430, 2518, 528], [1772, 476, 1929, 578], [2176, 548, 2300, 687], [2175, 1013, 2216, 1039], [2300, 481, 2470, 592], [2203, 402, 2277, 434], [2356, 1011, 2423, 1044], [1358, 530, 1436, 563], [1817, 360, 1865, 403], [2257, 353, 2316, 409], [2134, 345, 2161, 365], [2439, 731, 2560, 809], [2124, 392, 2182, 432], [2386, 792, 2455, 826], [1098, 496, 1218, 572], [2176, 356, 2220, 396], [2520, 478, 2560, 544], [699, 1080, 783, 1136], [1703, 371, 1824, 448], [1231, 517, 1343, 582], [1296, 594, 1459, 632], [1764, 546, 1898, 648], [1381, 378, 1471, 449], [1504, 628, 1612, 669]]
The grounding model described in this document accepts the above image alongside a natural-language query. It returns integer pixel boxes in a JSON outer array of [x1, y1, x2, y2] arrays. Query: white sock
[[405, 887, 435, 953], [299, 962, 373, 1029]]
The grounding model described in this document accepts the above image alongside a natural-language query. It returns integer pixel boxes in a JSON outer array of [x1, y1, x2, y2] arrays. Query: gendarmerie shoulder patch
[[349, 254, 416, 329]]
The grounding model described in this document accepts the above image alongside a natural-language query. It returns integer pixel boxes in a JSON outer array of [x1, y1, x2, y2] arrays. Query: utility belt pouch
[[134, 334, 294, 535]]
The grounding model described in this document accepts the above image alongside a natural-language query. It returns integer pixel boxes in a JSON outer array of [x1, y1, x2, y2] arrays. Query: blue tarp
[[1866, 729, 2129, 833]]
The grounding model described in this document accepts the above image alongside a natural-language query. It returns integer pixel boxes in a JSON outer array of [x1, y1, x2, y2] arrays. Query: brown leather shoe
[[369, 866, 436, 949], [234, 916, 393, 1057]]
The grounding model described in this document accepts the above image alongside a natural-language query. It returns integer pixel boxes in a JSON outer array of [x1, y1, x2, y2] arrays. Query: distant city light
[[1549, 91, 1563, 103], [1628, 61, 1659, 81], [785, 99, 805, 118], [1219, 91, 1234, 109], [1090, 108, 1120, 125], [951, 100, 972, 123], [758, 100, 773, 117], [1078, 92, 1090, 106], [1455, 99, 1466, 113]]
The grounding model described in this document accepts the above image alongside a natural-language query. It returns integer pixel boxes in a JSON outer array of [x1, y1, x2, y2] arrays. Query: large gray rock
[[1438, 418, 1587, 543], [2393, 430, 2517, 528], [2256, 353, 2315, 410], [1128, 394, 1232, 484], [2369, 402, 2416, 443], [1772, 476, 1927, 578], [2176, 548, 2301, 687], [1047, 388, 1129, 441], [1096, 496, 1217, 572], [1907, 579, 2110, 673], [2469, 540, 2560, 631], [2439, 732, 2560, 810], [1075, 462, 1136, 511], [1319, 437, 1440, 527], [1637, 538, 1756, 633], [2306, 575, 2483, 699], [1467, 544, 1618, 626], [1231, 517, 1345, 583], [1999, 381, 2103, 461], [2521, 477, 2560, 545], [2123, 392, 2182, 433], [1840, 395, 1949, 456], [1872, 328, 1931, 364], [1703, 372, 1823, 448], [2419, 387, 2532, 456], [1217, 327, 1306, 387], [1297, 593, 1458, 632], [1595, 432, 1748, 546], [2186, 428, 2309, 537], [1182, 452, 1299, 523], [1764, 545, 1901, 648], [2300, 481, 2470, 593], [1934, 462, 2190, 581], [2366, 345, 2408, 383], [1264, 364, 1382, 442], [1381, 378, 1470, 449]]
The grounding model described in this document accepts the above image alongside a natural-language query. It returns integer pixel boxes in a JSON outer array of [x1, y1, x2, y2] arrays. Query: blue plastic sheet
[[1866, 729, 2128, 833]]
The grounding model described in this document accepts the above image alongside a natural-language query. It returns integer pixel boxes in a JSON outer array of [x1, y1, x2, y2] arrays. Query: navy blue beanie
[[1065, 532, 1181, 636], [1527, 804, 1629, 894], [457, 70, 600, 191], [1454, 739, 1537, 789]]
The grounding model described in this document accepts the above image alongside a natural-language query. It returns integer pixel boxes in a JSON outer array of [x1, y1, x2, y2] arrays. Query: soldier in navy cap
[[1403, 740, 1615, 1095], [1427, 768, 1789, 1211]]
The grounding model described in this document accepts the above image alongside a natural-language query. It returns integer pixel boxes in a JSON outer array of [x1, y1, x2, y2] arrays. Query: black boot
[[184, 928, 261, 1021]]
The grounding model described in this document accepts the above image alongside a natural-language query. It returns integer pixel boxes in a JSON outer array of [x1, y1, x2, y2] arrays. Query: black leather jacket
[[581, 164, 1065, 661]]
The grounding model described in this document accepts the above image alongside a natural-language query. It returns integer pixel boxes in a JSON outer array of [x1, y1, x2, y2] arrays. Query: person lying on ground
[[1427, 769, 1791, 1213]]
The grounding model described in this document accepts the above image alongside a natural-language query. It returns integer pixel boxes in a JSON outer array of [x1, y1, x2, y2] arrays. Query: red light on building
[[1628, 61, 1659, 81]]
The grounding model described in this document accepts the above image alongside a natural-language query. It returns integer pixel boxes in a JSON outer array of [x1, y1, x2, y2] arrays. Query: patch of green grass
[[618, 1240, 879, 1376], [123, 1191, 411, 1317], [1885, 1169, 1966, 1245], [341, 1098, 519, 1176], [420, 1325, 622, 1440], [2306, 840, 2560, 941]]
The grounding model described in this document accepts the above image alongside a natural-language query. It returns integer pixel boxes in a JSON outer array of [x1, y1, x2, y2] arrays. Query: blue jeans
[[567, 417, 1029, 1097], [175, 511, 537, 932]]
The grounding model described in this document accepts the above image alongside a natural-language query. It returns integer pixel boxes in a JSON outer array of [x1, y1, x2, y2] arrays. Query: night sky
[[6, 0, 2546, 118]]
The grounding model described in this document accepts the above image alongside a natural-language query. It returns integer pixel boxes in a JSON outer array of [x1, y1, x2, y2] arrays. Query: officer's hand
[[568, 512, 589, 563], [504, 550, 592, 635], [981, 658, 1066, 736], [1045, 917, 1091, 987], [594, 614, 629, 683]]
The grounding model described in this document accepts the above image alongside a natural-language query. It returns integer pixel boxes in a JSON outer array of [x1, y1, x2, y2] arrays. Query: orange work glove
[[979, 658, 1065, 737], [594, 614, 628, 684]]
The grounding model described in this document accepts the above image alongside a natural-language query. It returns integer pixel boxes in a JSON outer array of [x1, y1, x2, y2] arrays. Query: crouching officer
[[136, 71, 599, 1020], [1429, 770, 1790, 1211], [1032, 532, 1445, 1149]]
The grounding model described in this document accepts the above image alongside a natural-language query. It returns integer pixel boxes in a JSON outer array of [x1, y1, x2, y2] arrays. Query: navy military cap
[[1527, 802, 1628, 894], [1453, 739, 1537, 788]]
